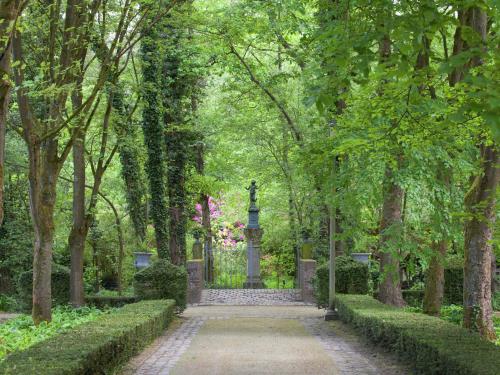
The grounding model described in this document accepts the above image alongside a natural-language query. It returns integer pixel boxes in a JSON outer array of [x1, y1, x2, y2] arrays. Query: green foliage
[[0, 306, 103, 361], [85, 295, 138, 309], [401, 289, 424, 308], [140, 16, 170, 259], [494, 292, 500, 311], [313, 256, 369, 307], [17, 265, 70, 311], [335, 294, 500, 375], [133, 259, 187, 310], [0, 300, 175, 375], [0, 295, 19, 312], [444, 264, 463, 306]]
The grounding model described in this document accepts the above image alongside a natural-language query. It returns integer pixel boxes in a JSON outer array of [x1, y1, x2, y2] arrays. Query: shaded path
[[123, 304, 411, 375]]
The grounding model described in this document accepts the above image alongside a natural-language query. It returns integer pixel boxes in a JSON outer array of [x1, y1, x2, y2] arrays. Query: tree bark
[[463, 145, 499, 340], [423, 239, 447, 315], [0, 0, 23, 227], [448, 5, 498, 339], [378, 163, 406, 307], [28, 140, 59, 324], [68, 130, 86, 307]]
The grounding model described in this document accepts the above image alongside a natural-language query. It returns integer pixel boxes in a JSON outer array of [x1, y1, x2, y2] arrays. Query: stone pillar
[[300, 259, 317, 304], [187, 260, 203, 304], [244, 227, 264, 288], [192, 234, 203, 260]]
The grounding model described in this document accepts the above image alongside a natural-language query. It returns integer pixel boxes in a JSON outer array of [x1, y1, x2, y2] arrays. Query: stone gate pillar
[[244, 226, 264, 289], [244, 181, 264, 289]]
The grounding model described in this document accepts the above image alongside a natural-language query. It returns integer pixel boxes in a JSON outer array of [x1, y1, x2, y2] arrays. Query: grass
[[0, 305, 105, 361]]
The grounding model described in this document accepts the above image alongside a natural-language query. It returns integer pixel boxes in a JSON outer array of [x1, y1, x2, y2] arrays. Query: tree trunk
[[140, 24, 169, 259], [195, 141, 213, 282], [68, 132, 86, 306], [0, 0, 22, 227], [378, 164, 406, 307], [165, 130, 187, 266], [463, 145, 499, 340], [29, 140, 59, 324], [423, 239, 447, 315], [449, 5, 497, 340]]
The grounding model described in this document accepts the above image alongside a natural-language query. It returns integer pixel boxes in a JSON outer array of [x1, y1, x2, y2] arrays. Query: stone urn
[[134, 252, 152, 270], [351, 252, 370, 264]]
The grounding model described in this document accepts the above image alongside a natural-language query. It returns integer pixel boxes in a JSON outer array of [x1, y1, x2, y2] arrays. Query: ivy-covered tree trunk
[[165, 130, 188, 265], [141, 25, 169, 260], [0, 0, 22, 227], [113, 85, 147, 243], [161, 11, 193, 266]]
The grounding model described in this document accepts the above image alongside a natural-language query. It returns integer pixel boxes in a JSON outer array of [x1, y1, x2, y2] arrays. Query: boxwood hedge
[[0, 299, 175, 375], [335, 294, 500, 375]]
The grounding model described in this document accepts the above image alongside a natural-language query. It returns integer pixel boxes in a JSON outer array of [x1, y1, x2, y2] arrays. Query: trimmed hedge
[[0, 299, 175, 375], [134, 259, 187, 310], [313, 256, 369, 307], [335, 294, 500, 375], [17, 264, 70, 311], [85, 295, 138, 308]]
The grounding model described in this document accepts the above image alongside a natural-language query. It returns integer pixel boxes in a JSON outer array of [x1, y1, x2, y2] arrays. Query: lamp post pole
[[325, 121, 338, 321]]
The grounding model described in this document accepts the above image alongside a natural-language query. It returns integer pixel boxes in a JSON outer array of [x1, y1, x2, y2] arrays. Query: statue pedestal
[[244, 227, 264, 289]]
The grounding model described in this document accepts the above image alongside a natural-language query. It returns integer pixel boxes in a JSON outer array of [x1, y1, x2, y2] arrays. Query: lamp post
[[325, 120, 338, 321]]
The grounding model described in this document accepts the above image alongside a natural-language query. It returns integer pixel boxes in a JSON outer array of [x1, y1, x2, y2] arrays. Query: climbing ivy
[[140, 18, 170, 260]]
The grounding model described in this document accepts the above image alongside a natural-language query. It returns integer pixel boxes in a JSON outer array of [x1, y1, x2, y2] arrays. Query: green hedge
[[17, 264, 70, 311], [335, 294, 500, 375], [85, 295, 138, 308], [313, 256, 369, 307], [0, 300, 175, 375], [134, 259, 187, 310]]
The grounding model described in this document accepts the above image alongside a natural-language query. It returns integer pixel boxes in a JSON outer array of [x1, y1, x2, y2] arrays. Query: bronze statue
[[246, 180, 258, 205]]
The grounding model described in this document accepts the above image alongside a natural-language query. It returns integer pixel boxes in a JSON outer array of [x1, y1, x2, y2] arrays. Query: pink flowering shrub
[[192, 196, 245, 249]]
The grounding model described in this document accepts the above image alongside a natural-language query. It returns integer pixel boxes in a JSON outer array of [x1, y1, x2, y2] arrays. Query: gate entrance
[[204, 245, 246, 289]]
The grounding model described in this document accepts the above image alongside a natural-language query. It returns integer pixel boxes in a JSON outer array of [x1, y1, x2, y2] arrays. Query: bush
[[0, 300, 175, 375], [17, 264, 70, 311], [85, 295, 138, 308], [402, 289, 424, 307], [335, 294, 500, 375], [444, 266, 463, 305], [134, 259, 187, 310], [313, 256, 369, 307]]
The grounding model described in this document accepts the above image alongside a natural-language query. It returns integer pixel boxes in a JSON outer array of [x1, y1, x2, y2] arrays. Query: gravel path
[[122, 305, 412, 375]]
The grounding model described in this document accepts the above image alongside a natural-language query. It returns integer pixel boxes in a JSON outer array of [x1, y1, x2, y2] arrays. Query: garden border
[[335, 294, 500, 375], [0, 299, 175, 375]]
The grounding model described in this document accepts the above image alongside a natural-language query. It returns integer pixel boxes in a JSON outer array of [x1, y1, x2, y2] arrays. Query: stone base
[[243, 280, 264, 289], [187, 260, 204, 304], [324, 308, 339, 321], [300, 259, 317, 304]]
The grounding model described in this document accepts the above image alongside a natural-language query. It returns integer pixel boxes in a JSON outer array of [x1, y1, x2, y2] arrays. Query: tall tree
[[453, 6, 498, 340], [376, 21, 406, 307], [141, 18, 170, 260], [0, 0, 24, 227], [12, 0, 171, 323]]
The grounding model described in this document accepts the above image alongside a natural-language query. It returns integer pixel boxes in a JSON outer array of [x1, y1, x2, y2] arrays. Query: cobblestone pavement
[[196, 288, 305, 305], [123, 305, 411, 375]]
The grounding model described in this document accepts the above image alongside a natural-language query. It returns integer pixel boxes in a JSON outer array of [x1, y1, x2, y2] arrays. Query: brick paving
[[123, 303, 411, 375]]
